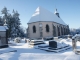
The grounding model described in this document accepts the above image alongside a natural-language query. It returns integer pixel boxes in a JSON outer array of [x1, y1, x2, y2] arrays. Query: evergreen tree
[[1, 7, 26, 38], [1, 7, 9, 24], [19, 26, 27, 37], [0, 16, 3, 25], [12, 10, 21, 37], [7, 14, 13, 37]]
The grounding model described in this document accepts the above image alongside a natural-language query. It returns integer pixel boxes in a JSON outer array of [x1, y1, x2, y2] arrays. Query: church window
[[33, 25, 36, 33], [46, 24, 49, 32], [57, 26, 60, 36], [53, 25, 56, 37], [61, 27, 63, 35]]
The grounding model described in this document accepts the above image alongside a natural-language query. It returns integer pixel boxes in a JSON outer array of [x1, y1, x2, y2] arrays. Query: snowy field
[[0, 38, 80, 60]]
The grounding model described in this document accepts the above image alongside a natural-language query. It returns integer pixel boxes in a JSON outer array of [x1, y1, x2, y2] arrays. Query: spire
[[54, 8, 58, 14], [54, 8, 60, 18]]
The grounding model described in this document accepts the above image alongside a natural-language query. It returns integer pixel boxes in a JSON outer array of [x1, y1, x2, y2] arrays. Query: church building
[[27, 7, 70, 39]]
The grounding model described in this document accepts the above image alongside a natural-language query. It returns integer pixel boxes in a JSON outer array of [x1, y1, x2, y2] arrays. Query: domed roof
[[28, 6, 67, 25]]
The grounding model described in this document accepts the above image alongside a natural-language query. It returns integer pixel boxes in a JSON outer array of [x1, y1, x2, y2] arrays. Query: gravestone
[[30, 40, 44, 45], [49, 41, 57, 48], [44, 37, 54, 40], [72, 34, 80, 54]]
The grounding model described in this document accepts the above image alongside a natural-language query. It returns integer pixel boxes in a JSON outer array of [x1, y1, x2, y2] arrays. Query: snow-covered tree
[[11, 10, 21, 37], [19, 26, 27, 37], [1, 7, 9, 24], [0, 16, 3, 25], [7, 14, 13, 37], [1, 7, 26, 38], [1, 7, 9, 15]]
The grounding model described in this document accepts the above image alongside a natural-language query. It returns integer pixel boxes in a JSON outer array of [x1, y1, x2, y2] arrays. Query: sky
[[0, 0, 80, 29]]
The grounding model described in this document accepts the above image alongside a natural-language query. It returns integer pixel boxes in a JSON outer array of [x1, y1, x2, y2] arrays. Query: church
[[27, 7, 70, 39]]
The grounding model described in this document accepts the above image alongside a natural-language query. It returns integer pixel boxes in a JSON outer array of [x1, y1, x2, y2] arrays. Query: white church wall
[[53, 23, 58, 36], [28, 22, 54, 39], [28, 21, 68, 39], [28, 22, 40, 39], [41, 22, 53, 38]]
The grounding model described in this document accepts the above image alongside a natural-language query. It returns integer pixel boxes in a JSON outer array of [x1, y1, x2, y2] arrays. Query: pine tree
[[1, 7, 9, 24], [1, 7, 26, 38], [19, 26, 27, 37], [0, 16, 3, 25], [12, 10, 21, 37], [7, 14, 13, 37]]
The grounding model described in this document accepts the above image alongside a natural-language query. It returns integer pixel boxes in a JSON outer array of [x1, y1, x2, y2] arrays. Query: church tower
[[54, 9, 60, 18]]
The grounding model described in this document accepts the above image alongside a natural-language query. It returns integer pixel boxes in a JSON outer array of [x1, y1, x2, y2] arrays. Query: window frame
[[33, 25, 36, 33], [46, 24, 49, 32]]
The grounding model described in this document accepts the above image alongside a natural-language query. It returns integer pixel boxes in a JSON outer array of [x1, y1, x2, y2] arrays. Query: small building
[[27, 7, 70, 39], [0, 26, 8, 48]]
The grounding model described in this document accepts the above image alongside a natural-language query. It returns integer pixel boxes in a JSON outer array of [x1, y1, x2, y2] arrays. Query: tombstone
[[54, 37, 58, 41], [45, 36, 54, 40], [72, 34, 80, 54], [49, 41, 57, 48], [72, 39, 76, 51], [25, 40, 27, 43]]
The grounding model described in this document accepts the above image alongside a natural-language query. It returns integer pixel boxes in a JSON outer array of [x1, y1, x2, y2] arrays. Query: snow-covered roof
[[4, 26, 8, 30], [28, 7, 67, 25], [0, 26, 8, 31]]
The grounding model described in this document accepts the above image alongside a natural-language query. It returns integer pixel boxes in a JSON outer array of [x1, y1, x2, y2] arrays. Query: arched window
[[64, 28, 65, 35], [57, 26, 60, 36], [61, 27, 63, 35], [46, 24, 49, 32], [53, 25, 56, 37], [65, 28, 67, 35], [33, 25, 36, 33]]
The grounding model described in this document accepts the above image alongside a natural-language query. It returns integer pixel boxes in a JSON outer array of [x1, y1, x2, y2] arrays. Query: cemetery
[[0, 1, 80, 59], [7, 34, 77, 53], [35, 39, 71, 52], [0, 34, 80, 60]]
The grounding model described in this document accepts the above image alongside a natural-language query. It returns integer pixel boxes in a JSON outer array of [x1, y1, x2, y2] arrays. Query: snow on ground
[[0, 38, 80, 60]]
